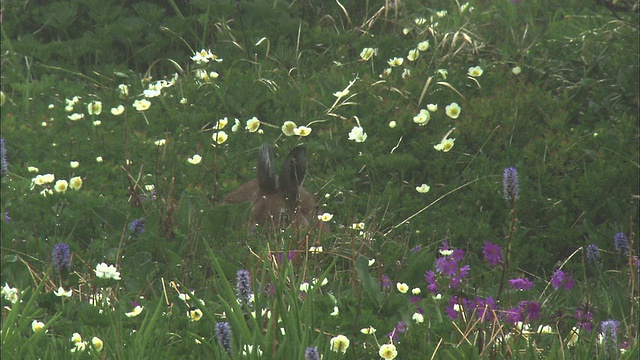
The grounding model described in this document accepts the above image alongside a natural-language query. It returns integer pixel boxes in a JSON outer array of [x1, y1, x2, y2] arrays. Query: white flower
[[281, 121, 297, 136], [299, 282, 310, 292], [54, 180, 68, 193], [416, 184, 430, 193], [468, 66, 483, 77], [402, 68, 411, 79], [125, 305, 144, 318], [415, 17, 427, 25], [388, 121, 397, 128], [294, 126, 312, 137], [70, 161, 80, 168], [68, 113, 84, 121], [396, 282, 409, 293], [445, 102, 461, 119], [245, 117, 260, 132], [407, 49, 419, 61], [412, 312, 424, 323], [330, 335, 350, 354], [417, 40, 430, 51], [368, 258, 376, 266], [434, 137, 455, 152], [411, 287, 421, 295], [133, 99, 151, 111], [111, 105, 125, 115], [93, 120, 101, 126], [96, 156, 104, 163], [154, 139, 166, 146], [94, 263, 121, 280], [118, 84, 129, 97], [212, 131, 228, 145], [188, 155, 202, 165], [379, 343, 398, 359], [309, 246, 323, 254], [437, 69, 448, 79], [388, 57, 404, 67], [317, 212, 333, 222], [512, 66, 522, 75], [413, 109, 431, 126], [32, 320, 46, 332], [71, 332, 82, 344], [330, 306, 339, 316], [91, 337, 103, 352], [360, 326, 376, 334], [143, 88, 161, 98], [427, 103, 438, 112], [87, 101, 102, 115], [28, 166, 39, 172], [69, 176, 82, 190], [54, 286, 73, 297], [348, 126, 367, 143], [360, 47, 377, 61]]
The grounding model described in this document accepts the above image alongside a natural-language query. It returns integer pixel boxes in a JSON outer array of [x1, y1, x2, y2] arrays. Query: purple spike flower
[[215, 322, 232, 355], [503, 166, 519, 201], [585, 244, 601, 263], [0, 138, 7, 176], [305, 347, 320, 360], [128, 218, 145, 236], [614, 232, 629, 256], [236, 269, 253, 307], [52, 243, 71, 272]]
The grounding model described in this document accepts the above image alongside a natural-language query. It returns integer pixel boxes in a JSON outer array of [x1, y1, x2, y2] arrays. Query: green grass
[[1, 0, 638, 358]]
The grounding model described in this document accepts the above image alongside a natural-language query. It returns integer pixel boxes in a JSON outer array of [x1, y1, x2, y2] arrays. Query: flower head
[[360, 47, 376, 61], [54, 286, 73, 297], [213, 131, 228, 145], [550, 269, 573, 291], [601, 319, 620, 359], [330, 335, 350, 353], [111, 105, 125, 115], [503, 167, 519, 201], [379, 343, 398, 359], [388, 57, 404, 67], [87, 101, 102, 115], [188, 308, 203, 321], [125, 305, 144, 317], [129, 218, 146, 236], [215, 322, 233, 355], [407, 49, 419, 61], [187, 154, 202, 165], [32, 320, 45, 332], [416, 184, 430, 193], [91, 337, 103, 352], [482, 240, 502, 267], [236, 269, 253, 307], [445, 102, 461, 119], [294, 126, 312, 137], [282, 121, 297, 136], [95, 263, 121, 280], [413, 109, 431, 126], [52, 243, 71, 272], [68, 113, 84, 121], [396, 283, 409, 293], [468, 66, 483, 77], [318, 212, 333, 222], [348, 126, 367, 143], [305, 347, 320, 360], [585, 244, 601, 263], [508, 277, 534, 291], [69, 176, 83, 190], [614, 232, 629, 256], [434, 137, 455, 152], [2, 283, 19, 303], [417, 40, 430, 51], [245, 117, 261, 132]]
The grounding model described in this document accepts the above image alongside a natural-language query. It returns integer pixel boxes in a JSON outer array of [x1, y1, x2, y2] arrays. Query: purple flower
[[550, 269, 574, 290], [435, 257, 457, 276], [236, 270, 253, 307], [574, 308, 594, 331], [519, 301, 541, 321], [614, 232, 629, 256], [395, 321, 407, 333], [448, 276, 461, 289], [4, 211, 9, 224], [410, 245, 422, 252], [503, 166, 519, 201], [305, 347, 320, 360], [52, 243, 71, 272], [427, 283, 438, 293], [262, 282, 276, 297], [482, 240, 502, 267], [459, 265, 470, 278], [424, 271, 436, 284], [502, 307, 522, 325], [601, 319, 620, 359], [0, 138, 7, 176], [446, 296, 460, 320], [380, 274, 391, 290], [508, 277, 534, 291], [215, 322, 232, 355], [476, 297, 497, 321], [585, 244, 600, 263], [128, 218, 145, 236]]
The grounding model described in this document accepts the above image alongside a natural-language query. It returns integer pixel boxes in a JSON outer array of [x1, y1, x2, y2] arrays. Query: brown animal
[[221, 144, 318, 229]]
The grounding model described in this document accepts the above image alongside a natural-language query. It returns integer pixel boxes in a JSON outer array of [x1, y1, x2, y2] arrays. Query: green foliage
[[1, 0, 638, 358]]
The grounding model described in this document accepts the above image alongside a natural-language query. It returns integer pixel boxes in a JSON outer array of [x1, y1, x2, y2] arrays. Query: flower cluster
[[215, 322, 233, 355], [550, 269, 574, 291], [236, 269, 253, 307], [52, 243, 71, 272], [425, 242, 470, 292], [129, 218, 146, 237], [503, 166, 519, 201]]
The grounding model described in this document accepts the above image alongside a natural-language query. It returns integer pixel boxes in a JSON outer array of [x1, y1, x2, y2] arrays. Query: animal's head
[[222, 144, 318, 229]]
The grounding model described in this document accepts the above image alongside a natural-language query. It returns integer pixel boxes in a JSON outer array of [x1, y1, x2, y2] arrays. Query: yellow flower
[[188, 308, 203, 321], [91, 337, 103, 352], [317, 212, 333, 222], [212, 131, 228, 145], [416, 184, 430, 193], [434, 137, 455, 152], [70, 161, 80, 168], [436, 10, 448, 18], [330, 335, 350, 354], [417, 40, 430, 51], [360, 326, 376, 334], [282, 121, 297, 136], [188, 155, 202, 165], [68, 113, 84, 121], [87, 101, 102, 115], [245, 117, 260, 132], [214, 117, 228, 129], [445, 102, 461, 119], [154, 139, 166, 146], [71, 333, 82, 344], [360, 47, 376, 61], [468, 66, 483, 77], [125, 305, 144, 318], [55, 180, 68, 193], [133, 99, 151, 111], [69, 176, 83, 190], [407, 49, 419, 61], [32, 320, 45, 332], [294, 126, 312, 137], [379, 343, 398, 359], [28, 166, 39, 173], [387, 57, 404, 67], [413, 109, 430, 126], [396, 282, 409, 293], [111, 105, 125, 115]]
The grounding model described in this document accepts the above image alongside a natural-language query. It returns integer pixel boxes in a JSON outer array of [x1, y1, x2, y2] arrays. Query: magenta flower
[[550, 269, 574, 290], [482, 240, 502, 267], [508, 277, 534, 291]]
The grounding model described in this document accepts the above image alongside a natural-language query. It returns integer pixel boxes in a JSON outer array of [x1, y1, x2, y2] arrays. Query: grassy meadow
[[1, 0, 638, 358]]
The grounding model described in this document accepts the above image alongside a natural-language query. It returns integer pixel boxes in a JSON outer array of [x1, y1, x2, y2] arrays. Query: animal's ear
[[257, 143, 277, 194], [280, 145, 307, 210]]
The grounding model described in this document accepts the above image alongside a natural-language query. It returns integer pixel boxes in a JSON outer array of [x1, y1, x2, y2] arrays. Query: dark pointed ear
[[256, 143, 277, 194], [280, 145, 307, 209]]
